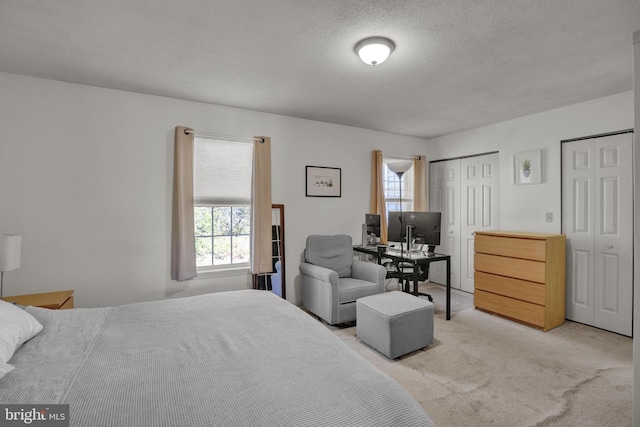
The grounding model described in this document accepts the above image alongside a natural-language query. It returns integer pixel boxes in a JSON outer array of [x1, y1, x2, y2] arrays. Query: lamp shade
[[0, 235, 21, 272], [387, 161, 413, 176]]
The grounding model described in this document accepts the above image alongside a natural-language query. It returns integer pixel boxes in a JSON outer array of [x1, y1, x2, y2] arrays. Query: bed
[[1, 290, 435, 426]]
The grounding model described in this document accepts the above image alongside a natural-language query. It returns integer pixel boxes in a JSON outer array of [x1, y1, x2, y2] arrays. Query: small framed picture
[[514, 149, 542, 185], [306, 166, 341, 197]]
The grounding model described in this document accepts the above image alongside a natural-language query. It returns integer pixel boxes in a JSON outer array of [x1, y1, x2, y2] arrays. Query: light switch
[[545, 212, 553, 222]]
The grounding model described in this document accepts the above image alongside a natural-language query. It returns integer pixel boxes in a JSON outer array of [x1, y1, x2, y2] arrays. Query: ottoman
[[356, 291, 434, 359]]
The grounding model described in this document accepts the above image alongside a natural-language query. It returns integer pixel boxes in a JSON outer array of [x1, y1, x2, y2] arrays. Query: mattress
[[1, 290, 434, 426]]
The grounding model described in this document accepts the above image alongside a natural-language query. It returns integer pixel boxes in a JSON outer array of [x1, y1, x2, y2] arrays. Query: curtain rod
[[184, 129, 265, 144], [383, 154, 421, 161]]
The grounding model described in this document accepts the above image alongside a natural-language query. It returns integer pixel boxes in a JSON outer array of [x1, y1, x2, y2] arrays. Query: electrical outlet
[[545, 212, 553, 222]]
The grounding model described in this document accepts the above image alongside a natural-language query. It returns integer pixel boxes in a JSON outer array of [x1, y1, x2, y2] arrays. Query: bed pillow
[[0, 299, 43, 364]]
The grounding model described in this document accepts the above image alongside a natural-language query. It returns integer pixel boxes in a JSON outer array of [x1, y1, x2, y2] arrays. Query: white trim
[[194, 265, 250, 280]]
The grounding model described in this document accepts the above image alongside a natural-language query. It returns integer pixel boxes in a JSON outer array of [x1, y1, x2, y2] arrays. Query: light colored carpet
[[331, 283, 632, 427]]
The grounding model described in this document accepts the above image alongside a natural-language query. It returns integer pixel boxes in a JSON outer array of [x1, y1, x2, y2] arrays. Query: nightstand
[[1, 290, 74, 310]]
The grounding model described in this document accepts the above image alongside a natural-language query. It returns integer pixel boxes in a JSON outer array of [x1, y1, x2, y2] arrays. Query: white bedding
[[0, 290, 434, 426]]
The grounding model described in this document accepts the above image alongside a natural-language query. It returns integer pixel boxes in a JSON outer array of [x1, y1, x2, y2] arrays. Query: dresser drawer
[[475, 253, 546, 283], [475, 290, 545, 328], [475, 271, 545, 305], [475, 234, 546, 261]]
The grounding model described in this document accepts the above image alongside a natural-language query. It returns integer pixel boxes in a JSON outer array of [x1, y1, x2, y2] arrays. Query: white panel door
[[563, 141, 595, 325], [460, 153, 500, 293], [429, 159, 461, 289], [562, 132, 633, 336]]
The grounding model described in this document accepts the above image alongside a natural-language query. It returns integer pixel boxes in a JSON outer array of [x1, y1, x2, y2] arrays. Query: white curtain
[[370, 150, 388, 244], [251, 137, 273, 274], [171, 126, 197, 281], [413, 155, 427, 211]]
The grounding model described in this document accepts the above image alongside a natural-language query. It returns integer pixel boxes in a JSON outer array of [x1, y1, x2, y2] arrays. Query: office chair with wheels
[[383, 259, 433, 302]]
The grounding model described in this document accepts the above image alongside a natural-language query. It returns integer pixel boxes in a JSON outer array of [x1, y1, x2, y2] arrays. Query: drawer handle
[[606, 244, 614, 249]]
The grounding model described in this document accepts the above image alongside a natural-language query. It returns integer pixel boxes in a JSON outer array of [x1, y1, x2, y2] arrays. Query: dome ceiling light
[[355, 37, 395, 66]]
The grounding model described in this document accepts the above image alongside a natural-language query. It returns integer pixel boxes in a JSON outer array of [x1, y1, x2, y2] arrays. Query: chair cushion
[[339, 278, 380, 304], [305, 235, 353, 278]]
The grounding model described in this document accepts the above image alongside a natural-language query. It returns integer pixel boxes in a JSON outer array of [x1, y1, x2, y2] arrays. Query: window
[[383, 158, 414, 216], [194, 206, 250, 267], [193, 137, 253, 270]]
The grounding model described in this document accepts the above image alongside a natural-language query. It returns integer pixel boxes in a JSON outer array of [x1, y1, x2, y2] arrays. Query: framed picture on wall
[[306, 166, 341, 197], [514, 149, 542, 185]]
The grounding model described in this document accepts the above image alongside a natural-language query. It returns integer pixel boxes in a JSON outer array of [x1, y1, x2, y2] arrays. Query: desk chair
[[383, 259, 433, 302]]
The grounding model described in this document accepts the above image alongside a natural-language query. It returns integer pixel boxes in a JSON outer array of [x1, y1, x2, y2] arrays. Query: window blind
[[194, 137, 253, 205]]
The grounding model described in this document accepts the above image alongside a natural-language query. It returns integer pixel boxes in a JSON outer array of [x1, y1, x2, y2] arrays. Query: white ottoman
[[356, 291, 434, 359]]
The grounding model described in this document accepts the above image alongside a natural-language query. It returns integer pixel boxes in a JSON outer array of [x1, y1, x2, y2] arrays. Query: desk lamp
[[0, 235, 21, 299]]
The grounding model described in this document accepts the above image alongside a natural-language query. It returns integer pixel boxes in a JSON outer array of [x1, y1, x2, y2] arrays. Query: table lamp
[[0, 234, 21, 299]]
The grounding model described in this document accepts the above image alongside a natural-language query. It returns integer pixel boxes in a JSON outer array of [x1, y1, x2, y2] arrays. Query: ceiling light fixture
[[355, 37, 395, 66]]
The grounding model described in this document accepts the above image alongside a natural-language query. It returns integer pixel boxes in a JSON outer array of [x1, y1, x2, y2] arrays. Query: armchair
[[300, 235, 386, 325]]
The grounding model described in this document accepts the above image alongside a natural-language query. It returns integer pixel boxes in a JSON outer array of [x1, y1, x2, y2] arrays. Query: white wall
[[426, 91, 634, 234], [0, 72, 427, 307], [1, 71, 633, 309]]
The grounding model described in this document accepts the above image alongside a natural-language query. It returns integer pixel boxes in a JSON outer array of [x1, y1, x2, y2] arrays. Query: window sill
[[195, 266, 251, 280]]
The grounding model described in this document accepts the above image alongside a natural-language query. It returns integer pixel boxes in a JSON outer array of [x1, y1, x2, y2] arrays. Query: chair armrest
[[300, 262, 340, 324], [299, 262, 339, 286], [352, 260, 387, 287]]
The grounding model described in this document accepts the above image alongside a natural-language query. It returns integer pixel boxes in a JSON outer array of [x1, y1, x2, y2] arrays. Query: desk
[[353, 246, 452, 320]]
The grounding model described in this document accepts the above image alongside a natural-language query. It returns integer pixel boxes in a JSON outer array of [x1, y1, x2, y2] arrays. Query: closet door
[[460, 153, 500, 293], [429, 153, 499, 293], [563, 132, 633, 336], [429, 159, 461, 289]]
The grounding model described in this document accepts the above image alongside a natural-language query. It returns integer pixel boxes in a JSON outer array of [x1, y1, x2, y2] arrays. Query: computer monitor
[[387, 211, 442, 253], [365, 213, 381, 237], [362, 213, 381, 247]]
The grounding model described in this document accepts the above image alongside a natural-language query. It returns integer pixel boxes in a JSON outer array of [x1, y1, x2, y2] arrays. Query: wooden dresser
[[474, 231, 566, 331]]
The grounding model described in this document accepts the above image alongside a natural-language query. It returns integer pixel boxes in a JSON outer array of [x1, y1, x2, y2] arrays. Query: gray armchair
[[300, 235, 386, 325]]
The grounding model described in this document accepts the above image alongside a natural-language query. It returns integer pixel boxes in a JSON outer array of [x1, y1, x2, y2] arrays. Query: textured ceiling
[[0, 0, 638, 138]]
